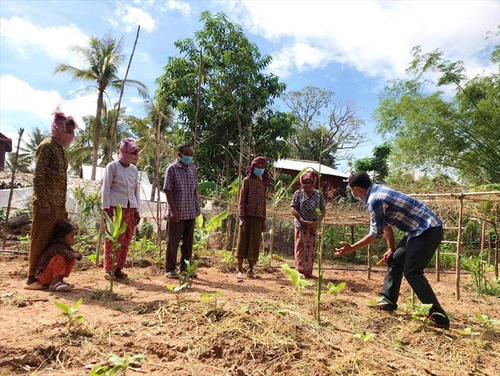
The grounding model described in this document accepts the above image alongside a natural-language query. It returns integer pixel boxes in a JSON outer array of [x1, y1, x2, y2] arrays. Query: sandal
[[24, 281, 48, 290], [114, 269, 128, 280], [49, 281, 71, 292], [236, 272, 245, 281]]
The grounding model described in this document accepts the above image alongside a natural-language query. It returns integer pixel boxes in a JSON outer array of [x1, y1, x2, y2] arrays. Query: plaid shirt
[[291, 189, 325, 229], [163, 159, 200, 220], [365, 184, 442, 239]]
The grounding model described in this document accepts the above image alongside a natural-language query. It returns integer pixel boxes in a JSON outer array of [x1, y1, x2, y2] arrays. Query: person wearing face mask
[[25, 112, 77, 290], [290, 170, 325, 278], [163, 144, 200, 279], [101, 138, 141, 280], [236, 156, 270, 280], [335, 171, 449, 329]]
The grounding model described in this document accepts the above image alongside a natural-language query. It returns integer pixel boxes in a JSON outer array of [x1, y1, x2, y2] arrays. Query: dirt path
[[0, 254, 498, 375]]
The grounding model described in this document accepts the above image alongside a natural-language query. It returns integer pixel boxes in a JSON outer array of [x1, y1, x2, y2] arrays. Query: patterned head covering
[[300, 170, 317, 186], [119, 138, 139, 164], [246, 156, 270, 186], [51, 112, 77, 147]]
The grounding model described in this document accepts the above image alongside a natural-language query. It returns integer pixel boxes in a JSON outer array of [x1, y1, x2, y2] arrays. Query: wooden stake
[[495, 231, 498, 281], [2, 128, 24, 249], [456, 196, 464, 300], [480, 220, 485, 254], [367, 244, 372, 280], [435, 245, 440, 282]]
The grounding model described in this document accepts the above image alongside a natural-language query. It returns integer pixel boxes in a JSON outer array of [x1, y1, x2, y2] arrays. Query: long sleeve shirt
[[33, 137, 68, 208], [365, 184, 442, 239], [101, 160, 140, 210], [239, 176, 266, 219]]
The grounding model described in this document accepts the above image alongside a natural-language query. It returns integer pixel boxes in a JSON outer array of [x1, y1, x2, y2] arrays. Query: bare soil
[[0, 252, 498, 376]]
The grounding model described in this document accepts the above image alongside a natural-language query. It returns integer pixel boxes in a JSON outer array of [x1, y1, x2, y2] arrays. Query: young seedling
[[280, 263, 312, 293], [165, 283, 189, 306], [326, 281, 346, 297], [200, 291, 224, 310], [103, 204, 128, 295], [353, 332, 375, 342], [54, 298, 85, 335], [179, 259, 199, 287], [90, 353, 146, 375]]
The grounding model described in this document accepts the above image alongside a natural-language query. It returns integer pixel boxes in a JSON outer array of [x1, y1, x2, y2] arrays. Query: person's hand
[[39, 206, 51, 216], [239, 218, 246, 231], [134, 210, 141, 226], [383, 248, 394, 263], [169, 208, 180, 223], [335, 241, 353, 256], [306, 221, 317, 230]]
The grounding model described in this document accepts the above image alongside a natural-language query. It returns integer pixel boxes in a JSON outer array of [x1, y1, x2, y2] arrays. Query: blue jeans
[[380, 226, 446, 316]]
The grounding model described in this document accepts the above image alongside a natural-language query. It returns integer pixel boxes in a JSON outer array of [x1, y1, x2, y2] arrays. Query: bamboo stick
[[435, 245, 440, 282], [367, 244, 372, 280], [456, 196, 464, 300], [480, 220, 485, 254]]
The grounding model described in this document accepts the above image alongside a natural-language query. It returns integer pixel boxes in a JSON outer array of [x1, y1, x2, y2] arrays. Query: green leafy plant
[[18, 234, 31, 252], [457, 327, 480, 336], [165, 283, 189, 305], [475, 313, 500, 330], [200, 290, 224, 310], [353, 332, 375, 342], [103, 204, 128, 294], [280, 263, 312, 293], [326, 281, 346, 297], [179, 259, 199, 287], [217, 250, 237, 272], [90, 354, 146, 375], [54, 298, 85, 334]]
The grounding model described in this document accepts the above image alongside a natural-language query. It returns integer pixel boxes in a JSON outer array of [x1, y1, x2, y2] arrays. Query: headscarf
[[51, 111, 77, 148], [246, 156, 270, 186], [300, 170, 317, 186], [119, 138, 139, 165]]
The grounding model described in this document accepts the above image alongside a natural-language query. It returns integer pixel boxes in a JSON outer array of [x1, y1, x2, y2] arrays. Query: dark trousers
[[166, 218, 195, 272], [380, 226, 446, 316]]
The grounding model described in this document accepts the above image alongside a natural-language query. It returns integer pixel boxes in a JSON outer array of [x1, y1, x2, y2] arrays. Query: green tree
[[156, 11, 291, 183], [353, 142, 392, 182], [283, 86, 364, 167], [374, 46, 500, 184], [55, 36, 147, 180], [7, 127, 49, 172]]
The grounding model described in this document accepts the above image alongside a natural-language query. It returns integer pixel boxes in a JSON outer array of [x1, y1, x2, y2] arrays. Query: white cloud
[[164, 0, 191, 16], [0, 16, 88, 64], [0, 74, 96, 130], [230, 0, 499, 79], [110, 5, 156, 33], [129, 96, 145, 104]]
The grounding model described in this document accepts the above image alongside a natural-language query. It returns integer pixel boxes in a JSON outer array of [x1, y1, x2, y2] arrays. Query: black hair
[[48, 220, 75, 246], [178, 143, 193, 154], [348, 171, 372, 189]]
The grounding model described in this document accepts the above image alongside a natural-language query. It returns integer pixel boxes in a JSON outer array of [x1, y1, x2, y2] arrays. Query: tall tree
[[374, 46, 500, 184], [7, 127, 49, 172], [156, 11, 292, 183], [283, 86, 364, 167], [353, 142, 392, 182], [54, 36, 147, 180]]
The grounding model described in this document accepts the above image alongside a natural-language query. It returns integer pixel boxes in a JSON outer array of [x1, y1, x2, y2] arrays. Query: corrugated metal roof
[[273, 159, 349, 178]]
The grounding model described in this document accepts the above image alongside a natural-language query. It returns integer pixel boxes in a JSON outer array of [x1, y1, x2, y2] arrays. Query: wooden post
[[2, 128, 24, 249], [456, 196, 464, 300], [367, 244, 372, 280], [495, 232, 498, 281], [488, 233, 492, 265], [480, 220, 485, 255], [350, 225, 355, 244], [435, 245, 440, 282]]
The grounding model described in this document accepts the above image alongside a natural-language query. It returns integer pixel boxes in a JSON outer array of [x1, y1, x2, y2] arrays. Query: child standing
[[236, 156, 269, 280], [34, 221, 81, 292]]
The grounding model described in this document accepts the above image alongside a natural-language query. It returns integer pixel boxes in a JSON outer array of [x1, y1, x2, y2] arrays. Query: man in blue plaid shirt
[[335, 172, 449, 329]]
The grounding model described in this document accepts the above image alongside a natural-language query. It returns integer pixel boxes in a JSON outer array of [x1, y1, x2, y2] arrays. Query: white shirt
[[101, 160, 140, 210]]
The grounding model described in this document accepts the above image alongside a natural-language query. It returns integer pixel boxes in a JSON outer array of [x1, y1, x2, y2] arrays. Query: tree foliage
[[156, 11, 293, 183], [374, 46, 500, 184], [283, 86, 364, 167], [353, 142, 392, 182]]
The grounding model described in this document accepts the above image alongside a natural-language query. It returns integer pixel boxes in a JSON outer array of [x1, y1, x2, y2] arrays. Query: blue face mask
[[254, 168, 265, 177], [181, 155, 193, 165]]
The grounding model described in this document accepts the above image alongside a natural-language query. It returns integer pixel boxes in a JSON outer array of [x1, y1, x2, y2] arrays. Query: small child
[[236, 156, 269, 280], [34, 220, 81, 292]]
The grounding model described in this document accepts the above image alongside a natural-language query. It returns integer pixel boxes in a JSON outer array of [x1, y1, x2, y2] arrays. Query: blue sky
[[1, 0, 498, 171]]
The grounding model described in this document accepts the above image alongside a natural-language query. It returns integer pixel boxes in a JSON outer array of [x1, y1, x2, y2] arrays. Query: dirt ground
[[0, 252, 498, 376]]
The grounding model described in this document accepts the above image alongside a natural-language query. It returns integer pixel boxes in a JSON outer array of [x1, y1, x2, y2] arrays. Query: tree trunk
[[193, 49, 203, 149], [91, 89, 104, 180]]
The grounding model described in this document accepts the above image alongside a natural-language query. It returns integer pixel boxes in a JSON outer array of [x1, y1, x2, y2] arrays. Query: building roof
[[273, 159, 348, 178]]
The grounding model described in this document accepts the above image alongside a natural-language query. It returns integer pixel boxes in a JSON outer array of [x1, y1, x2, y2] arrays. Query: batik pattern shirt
[[291, 189, 325, 229], [34, 243, 79, 277], [239, 176, 266, 219], [33, 137, 68, 207], [101, 160, 140, 210], [365, 184, 442, 239], [163, 160, 200, 220]]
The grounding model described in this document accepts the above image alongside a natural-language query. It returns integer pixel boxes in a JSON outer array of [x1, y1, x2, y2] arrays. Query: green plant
[[18, 234, 31, 252], [457, 327, 480, 336], [217, 250, 237, 271], [179, 259, 199, 287], [54, 298, 85, 334], [72, 186, 101, 228], [353, 332, 375, 342], [137, 220, 154, 239], [90, 354, 146, 375], [475, 313, 499, 330], [129, 237, 159, 265], [200, 291, 224, 310], [326, 281, 346, 297], [103, 204, 128, 294], [280, 263, 312, 293], [165, 283, 189, 305]]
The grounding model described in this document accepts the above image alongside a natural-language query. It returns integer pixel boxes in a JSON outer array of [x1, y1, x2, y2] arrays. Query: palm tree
[[54, 36, 148, 180], [7, 127, 49, 172]]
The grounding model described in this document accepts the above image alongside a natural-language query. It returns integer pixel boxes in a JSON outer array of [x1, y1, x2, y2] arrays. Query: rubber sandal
[[24, 281, 47, 290], [50, 281, 71, 292]]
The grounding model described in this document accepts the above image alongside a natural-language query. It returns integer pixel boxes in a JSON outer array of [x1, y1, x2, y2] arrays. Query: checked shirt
[[163, 160, 200, 220], [291, 189, 325, 229], [365, 184, 442, 239]]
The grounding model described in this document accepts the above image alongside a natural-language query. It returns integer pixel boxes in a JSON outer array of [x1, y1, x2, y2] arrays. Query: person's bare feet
[[24, 281, 47, 290]]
